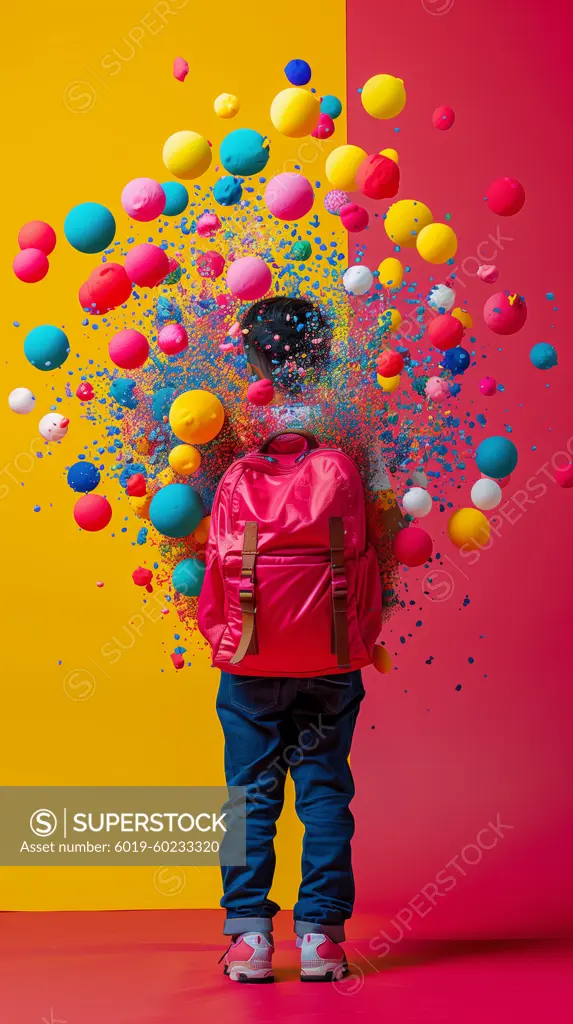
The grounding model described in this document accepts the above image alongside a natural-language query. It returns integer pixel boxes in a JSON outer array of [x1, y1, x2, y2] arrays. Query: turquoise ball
[[161, 182, 189, 216], [24, 325, 70, 371], [220, 129, 270, 177], [530, 342, 557, 369], [213, 176, 243, 207], [152, 387, 176, 422], [321, 95, 343, 119], [476, 436, 518, 478], [149, 483, 203, 538], [64, 202, 116, 254], [172, 557, 206, 596]]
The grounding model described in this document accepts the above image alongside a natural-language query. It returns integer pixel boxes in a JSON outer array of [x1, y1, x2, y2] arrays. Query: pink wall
[[346, 0, 573, 937]]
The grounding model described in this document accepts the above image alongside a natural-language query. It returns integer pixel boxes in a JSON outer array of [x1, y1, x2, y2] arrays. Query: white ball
[[402, 486, 432, 517], [471, 477, 502, 511], [39, 413, 70, 442], [411, 469, 428, 488], [8, 387, 36, 414], [343, 265, 373, 296], [427, 283, 455, 312]]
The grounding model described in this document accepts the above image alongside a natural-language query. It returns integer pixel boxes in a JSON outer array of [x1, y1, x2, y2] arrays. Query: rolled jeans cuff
[[224, 916, 273, 936], [294, 919, 346, 942]]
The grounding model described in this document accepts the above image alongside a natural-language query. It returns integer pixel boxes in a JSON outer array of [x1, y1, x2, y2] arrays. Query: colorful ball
[[311, 114, 335, 140], [8, 387, 35, 414], [427, 283, 455, 312], [384, 199, 433, 248], [168, 444, 201, 475], [343, 265, 373, 295], [197, 250, 226, 279], [403, 487, 432, 517], [530, 342, 557, 369], [161, 181, 189, 216], [157, 323, 189, 355], [324, 189, 349, 215], [379, 307, 402, 333], [471, 477, 502, 511], [448, 508, 490, 549], [425, 376, 450, 402], [213, 176, 243, 206], [64, 202, 116, 254], [376, 373, 401, 393], [193, 515, 211, 544], [226, 256, 272, 300], [443, 346, 470, 375], [169, 389, 225, 444], [214, 93, 240, 118], [320, 94, 343, 119], [265, 173, 314, 220], [173, 57, 189, 82], [416, 222, 458, 263], [484, 291, 527, 335], [361, 74, 406, 119], [108, 329, 149, 370], [393, 526, 433, 567], [18, 220, 56, 255], [67, 461, 101, 493], [376, 350, 404, 376], [172, 557, 206, 596], [121, 178, 165, 222], [486, 177, 525, 216], [288, 240, 312, 260], [86, 263, 132, 310], [475, 435, 518, 478], [39, 413, 69, 441], [79, 281, 102, 315], [427, 313, 464, 351], [124, 243, 169, 287], [196, 212, 222, 237], [149, 482, 203, 538], [284, 59, 312, 86], [356, 153, 400, 200], [480, 376, 497, 396], [325, 145, 367, 191], [162, 131, 212, 180], [24, 325, 69, 371], [452, 306, 473, 328], [477, 264, 499, 284], [340, 203, 369, 232], [73, 494, 112, 532], [247, 379, 275, 405], [433, 105, 455, 130], [152, 387, 176, 422], [378, 257, 403, 289], [372, 644, 392, 674], [220, 129, 270, 176], [270, 87, 320, 138], [13, 248, 49, 283]]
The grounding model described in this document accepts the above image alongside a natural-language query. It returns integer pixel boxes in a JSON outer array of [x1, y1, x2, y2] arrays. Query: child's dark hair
[[240, 296, 331, 394]]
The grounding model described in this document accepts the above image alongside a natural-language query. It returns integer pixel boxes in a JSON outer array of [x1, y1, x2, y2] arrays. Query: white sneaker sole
[[300, 961, 348, 982], [225, 963, 274, 983]]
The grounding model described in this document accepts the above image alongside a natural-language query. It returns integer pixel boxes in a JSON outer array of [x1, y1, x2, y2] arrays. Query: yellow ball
[[385, 199, 433, 248], [416, 222, 458, 264], [376, 373, 401, 392], [452, 307, 473, 329], [163, 131, 212, 180], [362, 74, 406, 119], [270, 88, 320, 138], [130, 494, 151, 520], [380, 147, 399, 164], [378, 257, 403, 289], [169, 389, 224, 445], [193, 515, 211, 544], [448, 508, 490, 549], [380, 307, 403, 332], [214, 93, 240, 118], [169, 443, 202, 476], [325, 145, 368, 191]]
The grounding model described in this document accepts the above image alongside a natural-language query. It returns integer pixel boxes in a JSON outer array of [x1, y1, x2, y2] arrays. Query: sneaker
[[298, 933, 349, 982], [222, 932, 274, 983]]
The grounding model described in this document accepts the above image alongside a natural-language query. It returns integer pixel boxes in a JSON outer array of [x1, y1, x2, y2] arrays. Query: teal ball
[[149, 483, 203, 538], [172, 557, 206, 596], [321, 94, 343, 119], [530, 342, 557, 370], [213, 176, 243, 206], [24, 325, 70, 371], [220, 129, 270, 177], [161, 182, 189, 216], [476, 436, 518, 478], [64, 202, 116, 254]]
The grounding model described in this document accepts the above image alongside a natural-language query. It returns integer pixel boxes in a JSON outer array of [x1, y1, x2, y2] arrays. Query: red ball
[[109, 329, 149, 369], [197, 251, 226, 279], [356, 154, 400, 201], [340, 203, 369, 233], [73, 494, 112, 532], [432, 105, 455, 130], [377, 350, 404, 376], [127, 473, 147, 497], [247, 379, 275, 405], [312, 114, 335, 140], [157, 323, 188, 355], [87, 263, 132, 311], [124, 243, 170, 288], [555, 463, 573, 488], [13, 248, 49, 283], [483, 291, 527, 335], [427, 313, 464, 351], [76, 382, 94, 401], [393, 526, 433, 567], [486, 177, 525, 216], [79, 281, 103, 315], [18, 220, 56, 255]]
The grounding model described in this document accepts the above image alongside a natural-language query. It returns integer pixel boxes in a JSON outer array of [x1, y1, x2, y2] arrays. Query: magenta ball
[[124, 243, 170, 288], [157, 323, 188, 355], [13, 248, 49, 283], [427, 313, 464, 351], [197, 251, 225, 279], [87, 263, 132, 310], [340, 202, 369, 232], [312, 113, 335, 139], [324, 189, 349, 215], [73, 493, 112, 532], [432, 105, 455, 130], [18, 220, 56, 255], [393, 526, 433, 567], [226, 256, 272, 300], [109, 329, 149, 369], [486, 177, 525, 216], [484, 291, 527, 335], [121, 178, 166, 222], [265, 173, 314, 221], [247, 379, 275, 405], [479, 376, 497, 396]]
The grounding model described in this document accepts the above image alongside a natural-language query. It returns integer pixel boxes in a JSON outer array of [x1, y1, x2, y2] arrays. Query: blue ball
[[213, 176, 243, 207], [67, 461, 100, 493], [449, 382, 461, 397], [321, 94, 343, 119], [161, 182, 189, 216], [110, 377, 138, 409], [443, 346, 470, 376], [24, 325, 70, 371], [284, 59, 312, 86], [530, 342, 557, 370], [150, 483, 203, 538], [476, 436, 518, 479], [64, 202, 116, 254], [152, 387, 176, 422], [172, 557, 206, 596], [220, 129, 270, 177]]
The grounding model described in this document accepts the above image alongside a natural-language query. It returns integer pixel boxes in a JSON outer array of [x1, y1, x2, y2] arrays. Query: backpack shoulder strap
[[230, 521, 259, 664], [330, 516, 350, 669]]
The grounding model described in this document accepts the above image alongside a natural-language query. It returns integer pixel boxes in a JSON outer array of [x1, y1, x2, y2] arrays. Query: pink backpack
[[198, 430, 382, 677]]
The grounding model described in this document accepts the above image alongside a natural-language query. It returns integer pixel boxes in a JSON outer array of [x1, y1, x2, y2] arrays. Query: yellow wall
[[1, 0, 346, 908]]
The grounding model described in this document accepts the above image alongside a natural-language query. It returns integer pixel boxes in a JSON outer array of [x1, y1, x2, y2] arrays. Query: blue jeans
[[216, 670, 364, 942]]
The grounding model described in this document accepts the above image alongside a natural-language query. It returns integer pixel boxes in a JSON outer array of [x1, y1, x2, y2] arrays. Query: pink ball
[[427, 313, 464, 351], [87, 263, 132, 310], [109, 329, 149, 369], [73, 493, 112, 532], [124, 243, 170, 288], [312, 114, 335, 140], [433, 105, 455, 130], [555, 463, 573, 488], [340, 202, 369, 232], [198, 250, 225, 279], [324, 189, 349, 215], [484, 291, 527, 335], [265, 173, 314, 221], [196, 212, 222, 237], [226, 256, 272, 301], [157, 323, 189, 355], [477, 264, 499, 284], [393, 526, 433, 567], [425, 376, 450, 402], [486, 177, 525, 216], [121, 178, 166, 222], [18, 220, 56, 255], [13, 248, 49, 283], [479, 376, 497, 396], [247, 379, 275, 405], [173, 57, 189, 82]]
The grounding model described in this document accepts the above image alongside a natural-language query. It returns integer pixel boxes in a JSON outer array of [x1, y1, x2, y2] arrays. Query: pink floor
[[1, 911, 572, 1023]]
